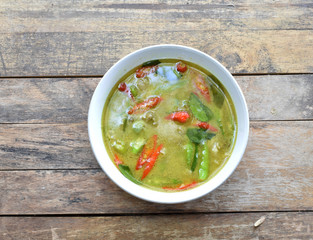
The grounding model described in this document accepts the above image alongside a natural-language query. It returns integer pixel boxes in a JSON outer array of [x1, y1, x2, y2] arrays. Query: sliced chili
[[165, 111, 190, 123], [135, 135, 158, 170], [176, 61, 187, 73], [117, 82, 134, 101], [141, 144, 163, 180], [114, 154, 123, 167], [193, 74, 211, 102], [136, 65, 158, 78], [195, 122, 218, 132], [128, 96, 162, 114], [118, 82, 127, 92]]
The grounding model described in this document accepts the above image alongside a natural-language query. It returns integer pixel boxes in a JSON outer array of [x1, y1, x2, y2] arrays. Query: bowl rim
[[88, 44, 249, 204]]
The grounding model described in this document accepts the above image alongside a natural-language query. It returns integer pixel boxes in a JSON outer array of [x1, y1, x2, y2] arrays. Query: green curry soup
[[102, 59, 237, 192]]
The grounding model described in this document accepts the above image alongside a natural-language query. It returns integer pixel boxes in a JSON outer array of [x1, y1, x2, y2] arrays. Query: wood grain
[[0, 30, 312, 77], [0, 123, 98, 169], [0, 212, 312, 239], [0, 78, 97, 124], [0, 0, 311, 236], [0, 120, 312, 170], [238, 74, 313, 120], [0, 75, 312, 124], [0, 121, 312, 214], [1, 0, 312, 33]]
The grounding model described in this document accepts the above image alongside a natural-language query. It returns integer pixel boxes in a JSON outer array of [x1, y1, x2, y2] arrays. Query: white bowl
[[88, 44, 249, 204]]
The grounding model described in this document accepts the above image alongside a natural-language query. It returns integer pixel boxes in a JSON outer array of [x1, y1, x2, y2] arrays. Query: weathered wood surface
[[0, 121, 312, 214], [1, 75, 312, 124], [1, 0, 312, 33], [0, 0, 312, 76], [0, 123, 98, 169], [1, 212, 312, 240], [0, 78, 96, 124], [0, 119, 312, 171], [0, 30, 312, 77], [0, 1, 312, 238], [1, 0, 312, 76]]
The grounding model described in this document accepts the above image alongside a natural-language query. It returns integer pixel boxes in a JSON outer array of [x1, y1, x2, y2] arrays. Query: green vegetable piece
[[142, 59, 161, 67], [130, 85, 139, 97], [187, 128, 216, 144], [132, 120, 145, 133], [199, 143, 210, 180], [191, 143, 199, 172], [119, 164, 142, 185], [189, 93, 213, 122], [172, 179, 183, 185], [122, 117, 127, 132], [112, 140, 126, 153], [173, 68, 182, 78], [130, 138, 146, 154], [217, 119, 225, 135], [185, 142, 194, 167], [212, 85, 225, 108]]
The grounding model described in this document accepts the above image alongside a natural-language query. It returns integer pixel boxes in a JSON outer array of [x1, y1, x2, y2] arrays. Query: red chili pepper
[[136, 65, 158, 78], [165, 111, 190, 123], [114, 154, 123, 167], [193, 74, 211, 102], [176, 62, 187, 72], [195, 122, 218, 132], [141, 144, 163, 180], [118, 82, 127, 92], [162, 181, 198, 191], [136, 135, 158, 170], [136, 146, 146, 170], [128, 97, 162, 114], [118, 82, 134, 101]]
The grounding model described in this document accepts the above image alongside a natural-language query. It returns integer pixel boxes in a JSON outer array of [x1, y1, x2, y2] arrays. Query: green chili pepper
[[199, 142, 210, 181], [122, 117, 128, 132], [191, 143, 199, 172], [185, 141, 194, 167]]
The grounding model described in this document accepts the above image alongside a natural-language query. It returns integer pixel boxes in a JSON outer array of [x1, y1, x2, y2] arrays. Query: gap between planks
[[0, 72, 313, 79], [0, 119, 312, 126], [1, 209, 312, 218]]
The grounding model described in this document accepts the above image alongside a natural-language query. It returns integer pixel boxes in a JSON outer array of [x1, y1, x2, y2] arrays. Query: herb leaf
[[212, 85, 225, 108], [187, 128, 216, 144], [119, 164, 142, 185], [142, 60, 161, 67], [189, 93, 213, 122]]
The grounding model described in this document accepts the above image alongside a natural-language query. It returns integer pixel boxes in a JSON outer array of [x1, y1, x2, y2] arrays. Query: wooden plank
[[0, 212, 312, 239], [0, 121, 312, 214], [0, 30, 312, 77], [0, 78, 98, 124], [0, 123, 98, 169], [1, 0, 312, 33], [0, 119, 312, 170], [238, 74, 313, 120], [0, 75, 312, 124]]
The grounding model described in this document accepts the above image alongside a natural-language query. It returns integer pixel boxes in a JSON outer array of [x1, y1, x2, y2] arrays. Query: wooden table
[[0, 1, 312, 239]]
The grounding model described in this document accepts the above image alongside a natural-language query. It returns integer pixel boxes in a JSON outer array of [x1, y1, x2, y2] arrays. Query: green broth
[[102, 59, 237, 191]]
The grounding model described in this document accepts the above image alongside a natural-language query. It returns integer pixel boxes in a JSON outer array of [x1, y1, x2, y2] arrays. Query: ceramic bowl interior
[[88, 44, 249, 204]]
